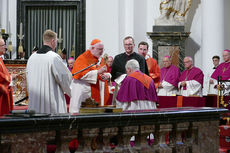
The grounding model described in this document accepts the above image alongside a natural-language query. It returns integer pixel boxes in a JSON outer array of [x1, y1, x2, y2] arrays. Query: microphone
[[10, 110, 36, 114], [72, 61, 99, 76]]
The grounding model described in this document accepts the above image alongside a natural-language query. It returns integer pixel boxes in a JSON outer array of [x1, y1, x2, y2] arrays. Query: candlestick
[[1, 29, 5, 34]]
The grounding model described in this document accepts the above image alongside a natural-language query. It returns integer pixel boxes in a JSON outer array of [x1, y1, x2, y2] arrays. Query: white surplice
[[61, 59, 67, 67], [69, 71, 110, 113], [208, 78, 218, 95], [26, 51, 72, 114], [116, 100, 157, 111], [178, 80, 202, 97], [209, 78, 230, 95], [204, 68, 216, 95], [157, 80, 178, 96]]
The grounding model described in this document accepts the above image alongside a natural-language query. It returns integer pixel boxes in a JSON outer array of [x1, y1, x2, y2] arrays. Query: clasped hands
[[98, 65, 110, 81], [180, 81, 186, 87], [209, 79, 214, 84]]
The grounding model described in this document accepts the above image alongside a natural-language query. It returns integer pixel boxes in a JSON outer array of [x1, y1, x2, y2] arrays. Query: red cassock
[[0, 58, 13, 116], [146, 57, 161, 88], [72, 50, 110, 105]]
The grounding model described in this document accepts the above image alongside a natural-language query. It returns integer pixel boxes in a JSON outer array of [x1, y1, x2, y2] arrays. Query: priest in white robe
[[158, 56, 180, 96], [178, 57, 204, 97], [27, 30, 72, 114], [204, 55, 220, 95]]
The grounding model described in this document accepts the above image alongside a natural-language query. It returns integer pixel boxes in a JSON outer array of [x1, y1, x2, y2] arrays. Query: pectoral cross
[[222, 64, 230, 73], [223, 67, 226, 73]]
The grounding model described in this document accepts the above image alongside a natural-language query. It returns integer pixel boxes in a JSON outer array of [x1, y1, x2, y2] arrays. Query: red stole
[[128, 71, 152, 89], [146, 58, 161, 88], [72, 50, 109, 105]]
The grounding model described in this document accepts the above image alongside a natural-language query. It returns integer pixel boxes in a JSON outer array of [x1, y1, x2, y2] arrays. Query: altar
[[2, 60, 230, 153], [0, 107, 228, 153]]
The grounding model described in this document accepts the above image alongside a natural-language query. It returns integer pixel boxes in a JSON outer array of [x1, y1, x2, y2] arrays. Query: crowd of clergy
[[0, 29, 230, 115]]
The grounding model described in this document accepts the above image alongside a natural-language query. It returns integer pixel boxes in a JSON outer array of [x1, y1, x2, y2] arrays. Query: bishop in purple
[[116, 59, 158, 111], [158, 56, 180, 96], [210, 49, 230, 93], [178, 57, 204, 97]]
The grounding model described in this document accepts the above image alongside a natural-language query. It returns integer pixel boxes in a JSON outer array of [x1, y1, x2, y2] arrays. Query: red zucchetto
[[91, 39, 101, 46]]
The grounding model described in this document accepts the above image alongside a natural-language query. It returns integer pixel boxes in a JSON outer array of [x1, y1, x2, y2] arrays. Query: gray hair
[[185, 56, 193, 63], [125, 59, 140, 71]]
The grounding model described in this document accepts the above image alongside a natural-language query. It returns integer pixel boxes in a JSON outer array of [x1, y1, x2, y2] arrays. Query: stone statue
[[155, 0, 192, 26]]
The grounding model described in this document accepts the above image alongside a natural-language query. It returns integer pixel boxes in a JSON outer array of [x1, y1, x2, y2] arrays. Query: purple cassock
[[160, 64, 180, 88], [179, 67, 204, 89], [211, 62, 230, 80], [116, 71, 158, 103]]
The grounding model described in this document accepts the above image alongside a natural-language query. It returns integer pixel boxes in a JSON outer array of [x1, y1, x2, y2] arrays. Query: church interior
[[0, 0, 230, 152]]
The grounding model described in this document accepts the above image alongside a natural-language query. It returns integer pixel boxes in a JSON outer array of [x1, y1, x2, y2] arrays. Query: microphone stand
[[14, 62, 98, 105], [72, 62, 98, 76]]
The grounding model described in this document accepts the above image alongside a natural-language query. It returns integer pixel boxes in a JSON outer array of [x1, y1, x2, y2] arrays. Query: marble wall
[[0, 121, 219, 153]]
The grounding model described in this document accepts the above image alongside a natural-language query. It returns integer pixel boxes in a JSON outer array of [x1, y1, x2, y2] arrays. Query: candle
[[8, 21, 11, 35], [59, 27, 62, 40], [19, 22, 23, 37]]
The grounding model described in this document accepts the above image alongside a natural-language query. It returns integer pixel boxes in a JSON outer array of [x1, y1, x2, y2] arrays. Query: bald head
[[223, 50, 230, 62], [0, 38, 6, 56], [184, 57, 193, 69]]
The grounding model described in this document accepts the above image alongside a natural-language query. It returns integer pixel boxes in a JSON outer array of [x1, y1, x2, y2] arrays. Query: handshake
[[98, 65, 111, 81]]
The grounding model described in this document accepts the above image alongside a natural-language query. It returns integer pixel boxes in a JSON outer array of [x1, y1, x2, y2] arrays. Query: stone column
[[0, 0, 9, 32], [118, 0, 134, 52], [201, 0, 225, 95]]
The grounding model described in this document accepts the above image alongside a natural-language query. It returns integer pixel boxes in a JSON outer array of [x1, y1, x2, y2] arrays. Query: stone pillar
[[118, 0, 134, 52], [0, 0, 9, 32], [147, 27, 190, 71], [201, 0, 225, 95]]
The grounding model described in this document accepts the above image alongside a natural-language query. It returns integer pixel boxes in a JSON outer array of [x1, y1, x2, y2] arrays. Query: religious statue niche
[[155, 0, 192, 26], [147, 30, 190, 72], [158, 46, 180, 68], [147, 0, 192, 71]]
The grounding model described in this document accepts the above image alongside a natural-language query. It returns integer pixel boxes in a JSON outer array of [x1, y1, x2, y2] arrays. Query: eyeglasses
[[0, 44, 6, 47], [124, 44, 134, 46]]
